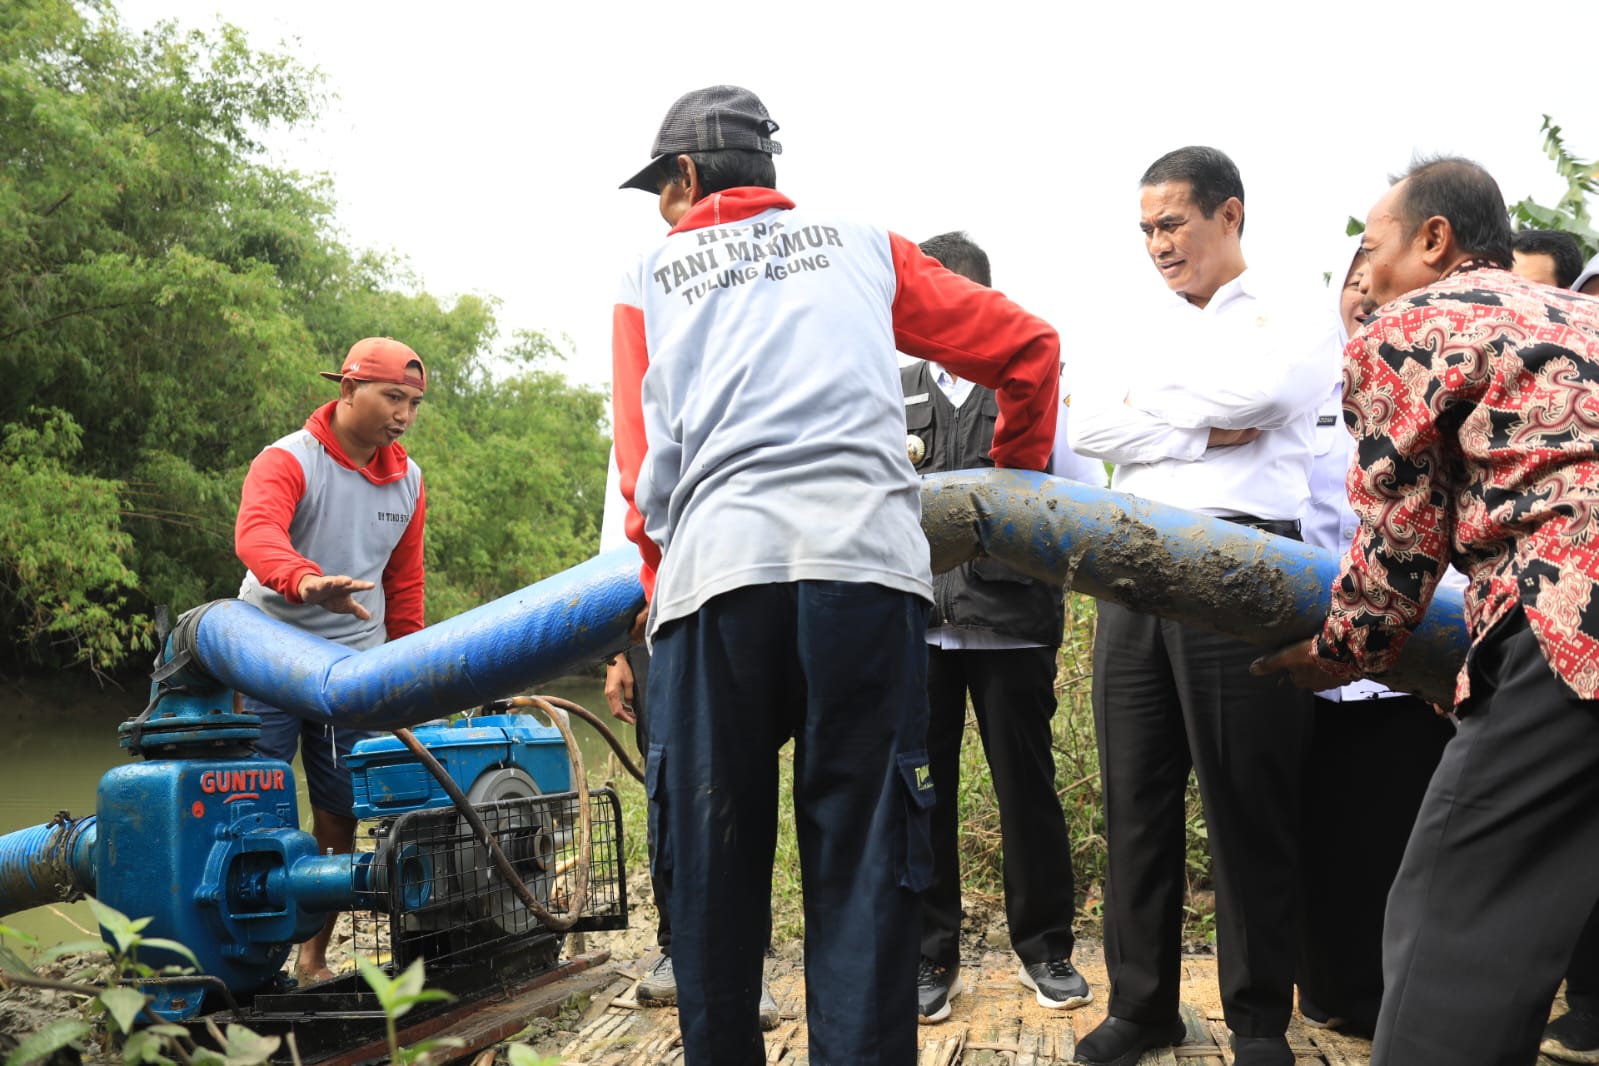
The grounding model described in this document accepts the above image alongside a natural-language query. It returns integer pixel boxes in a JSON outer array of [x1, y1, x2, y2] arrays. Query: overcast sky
[[117, 0, 1597, 393]]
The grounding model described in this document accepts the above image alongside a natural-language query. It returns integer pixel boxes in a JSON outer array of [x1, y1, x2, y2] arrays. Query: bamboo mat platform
[[553, 945, 1384, 1066]]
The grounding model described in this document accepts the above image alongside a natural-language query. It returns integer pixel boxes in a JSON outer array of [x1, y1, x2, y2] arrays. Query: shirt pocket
[[970, 557, 1036, 586], [643, 742, 672, 887], [974, 406, 998, 467], [1312, 403, 1343, 459], [904, 399, 938, 472]]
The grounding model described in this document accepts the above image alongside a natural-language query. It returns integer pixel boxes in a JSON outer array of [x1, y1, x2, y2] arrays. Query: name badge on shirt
[[1317, 415, 1338, 427], [903, 393, 929, 406]]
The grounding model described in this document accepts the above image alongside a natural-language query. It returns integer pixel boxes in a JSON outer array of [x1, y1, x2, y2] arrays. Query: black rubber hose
[[531, 695, 645, 784]]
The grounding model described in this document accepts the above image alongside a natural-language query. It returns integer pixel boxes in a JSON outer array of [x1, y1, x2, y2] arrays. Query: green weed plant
[[0, 903, 564, 1065]]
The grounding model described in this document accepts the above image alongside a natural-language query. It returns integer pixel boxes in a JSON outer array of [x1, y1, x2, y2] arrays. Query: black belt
[[1220, 514, 1302, 541]]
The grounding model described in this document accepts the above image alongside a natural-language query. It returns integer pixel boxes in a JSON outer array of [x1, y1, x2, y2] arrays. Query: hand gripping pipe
[[162, 469, 1468, 732]]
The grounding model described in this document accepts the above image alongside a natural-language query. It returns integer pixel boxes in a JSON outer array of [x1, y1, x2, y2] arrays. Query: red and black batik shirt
[[1312, 265, 1599, 703]]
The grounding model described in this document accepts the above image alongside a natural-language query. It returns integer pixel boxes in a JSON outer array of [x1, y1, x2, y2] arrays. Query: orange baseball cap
[[319, 337, 427, 392]]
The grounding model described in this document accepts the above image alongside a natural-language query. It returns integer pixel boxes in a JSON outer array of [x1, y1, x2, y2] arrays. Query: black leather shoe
[[1073, 1015, 1186, 1066], [1297, 994, 1345, 1030], [1231, 1034, 1293, 1066], [1544, 1007, 1599, 1063]]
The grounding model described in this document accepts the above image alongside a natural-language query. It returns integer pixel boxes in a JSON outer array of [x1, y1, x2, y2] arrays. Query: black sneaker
[[917, 958, 962, 1024], [1545, 1007, 1599, 1064], [1019, 958, 1093, 1009], [636, 954, 676, 1004]]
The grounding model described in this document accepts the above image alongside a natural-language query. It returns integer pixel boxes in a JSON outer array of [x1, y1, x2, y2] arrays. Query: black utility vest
[[901, 362, 1066, 647]]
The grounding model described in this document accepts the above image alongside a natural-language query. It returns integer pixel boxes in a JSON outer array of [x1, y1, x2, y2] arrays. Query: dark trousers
[[623, 644, 673, 952], [1566, 905, 1599, 1013], [1297, 692, 1454, 1033], [921, 644, 1076, 969], [1372, 609, 1599, 1066], [647, 581, 931, 1066], [1091, 602, 1313, 1035]]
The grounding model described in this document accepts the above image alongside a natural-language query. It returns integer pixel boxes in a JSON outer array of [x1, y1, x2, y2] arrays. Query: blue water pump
[[96, 685, 353, 1019], [2, 654, 581, 1022]]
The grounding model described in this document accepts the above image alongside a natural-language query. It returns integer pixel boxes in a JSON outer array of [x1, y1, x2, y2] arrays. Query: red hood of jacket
[[305, 400, 412, 485]]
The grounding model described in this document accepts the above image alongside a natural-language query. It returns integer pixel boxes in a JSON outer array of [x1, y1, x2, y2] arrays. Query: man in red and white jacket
[[612, 86, 1059, 1066], [235, 336, 427, 981]]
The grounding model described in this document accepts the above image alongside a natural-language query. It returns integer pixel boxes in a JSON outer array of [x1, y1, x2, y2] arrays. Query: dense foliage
[[0, 0, 608, 674], [1510, 115, 1599, 259]]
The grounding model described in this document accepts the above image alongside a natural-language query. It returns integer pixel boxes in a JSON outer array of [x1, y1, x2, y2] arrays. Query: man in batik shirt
[[1255, 157, 1599, 1066]]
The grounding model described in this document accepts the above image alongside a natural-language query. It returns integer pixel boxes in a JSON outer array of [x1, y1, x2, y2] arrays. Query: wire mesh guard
[[355, 787, 627, 972]]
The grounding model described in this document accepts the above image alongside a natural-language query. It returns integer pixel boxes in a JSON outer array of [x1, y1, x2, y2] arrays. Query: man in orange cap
[[235, 336, 429, 981]]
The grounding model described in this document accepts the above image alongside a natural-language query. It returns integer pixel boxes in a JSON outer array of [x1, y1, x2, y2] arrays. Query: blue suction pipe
[[166, 549, 647, 731], [0, 815, 97, 917]]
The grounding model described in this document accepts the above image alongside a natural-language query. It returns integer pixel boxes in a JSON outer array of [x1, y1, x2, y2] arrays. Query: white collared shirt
[[1067, 271, 1337, 521], [930, 363, 979, 409]]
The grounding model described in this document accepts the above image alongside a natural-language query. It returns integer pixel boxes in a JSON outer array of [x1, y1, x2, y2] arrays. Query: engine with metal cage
[[205, 710, 630, 1057], [0, 682, 628, 1060], [349, 714, 627, 953]]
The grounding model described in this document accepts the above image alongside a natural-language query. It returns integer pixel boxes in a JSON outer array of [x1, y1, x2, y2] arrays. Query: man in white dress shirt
[[1067, 146, 1335, 1066]]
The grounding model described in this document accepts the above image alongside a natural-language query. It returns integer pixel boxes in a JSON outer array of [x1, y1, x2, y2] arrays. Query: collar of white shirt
[[931, 363, 978, 408]]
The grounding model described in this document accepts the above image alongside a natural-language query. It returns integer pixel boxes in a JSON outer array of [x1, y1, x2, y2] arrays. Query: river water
[[0, 671, 626, 948]]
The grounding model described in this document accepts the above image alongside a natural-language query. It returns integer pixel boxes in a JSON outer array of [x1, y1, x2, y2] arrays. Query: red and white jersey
[[612, 187, 1059, 634], [236, 401, 425, 649]]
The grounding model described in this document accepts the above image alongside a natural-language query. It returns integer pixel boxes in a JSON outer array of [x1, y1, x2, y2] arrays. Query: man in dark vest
[[902, 231, 1103, 1024]]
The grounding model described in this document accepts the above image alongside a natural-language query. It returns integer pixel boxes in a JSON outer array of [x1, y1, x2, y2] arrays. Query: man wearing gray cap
[[612, 86, 1062, 1064]]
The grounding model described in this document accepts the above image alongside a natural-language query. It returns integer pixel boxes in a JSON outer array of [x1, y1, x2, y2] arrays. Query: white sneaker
[[758, 981, 780, 1030], [636, 954, 676, 1004]]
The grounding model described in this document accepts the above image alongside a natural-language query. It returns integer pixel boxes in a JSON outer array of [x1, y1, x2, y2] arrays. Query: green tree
[[412, 330, 609, 620], [1509, 114, 1599, 259], [0, 0, 609, 672], [1, 0, 331, 663], [0, 408, 150, 673]]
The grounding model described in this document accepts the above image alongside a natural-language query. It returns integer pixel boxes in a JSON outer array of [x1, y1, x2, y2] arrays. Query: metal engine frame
[[184, 787, 627, 1061]]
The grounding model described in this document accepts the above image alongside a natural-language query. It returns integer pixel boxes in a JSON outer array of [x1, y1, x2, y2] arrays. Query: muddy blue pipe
[[920, 469, 1468, 706], [171, 468, 1468, 730]]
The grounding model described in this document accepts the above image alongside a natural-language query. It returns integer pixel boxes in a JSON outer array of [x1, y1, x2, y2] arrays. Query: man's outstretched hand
[[297, 573, 376, 620]]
